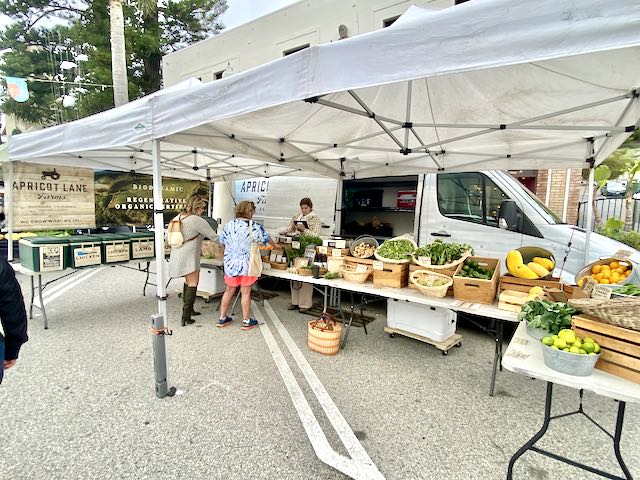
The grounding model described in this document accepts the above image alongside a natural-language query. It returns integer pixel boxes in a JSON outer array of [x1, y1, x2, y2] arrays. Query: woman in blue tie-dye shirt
[[217, 201, 276, 330]]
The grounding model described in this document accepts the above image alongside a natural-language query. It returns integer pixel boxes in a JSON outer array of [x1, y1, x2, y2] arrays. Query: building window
[[383, 16, 400, 28], [214, 70, 224, 80], [283, 44, 309, 56]]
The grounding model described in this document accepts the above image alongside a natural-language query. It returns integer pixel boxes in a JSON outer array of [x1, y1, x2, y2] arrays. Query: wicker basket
[[308, 314, 343, 355], [411, 250, 471, 270], [270, 261, 288, 270], [568, 297, 640, 331], [373, 234, 418, 264], [340, 263, 373, 283], [410, 270, 453, 298], [297, 268, 313, 276]]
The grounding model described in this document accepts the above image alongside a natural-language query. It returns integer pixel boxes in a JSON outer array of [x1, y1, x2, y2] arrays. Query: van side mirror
[[498, 200, 522, 232]]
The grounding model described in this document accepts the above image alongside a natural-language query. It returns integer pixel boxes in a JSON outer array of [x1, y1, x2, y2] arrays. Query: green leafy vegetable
[[613, 284, 640, 296], [284, 233, 323, 260], [414, 240, 473, 265], [324, 271, 339, 280], [517, 300, 580, 334], [376, 239, 415, 260]]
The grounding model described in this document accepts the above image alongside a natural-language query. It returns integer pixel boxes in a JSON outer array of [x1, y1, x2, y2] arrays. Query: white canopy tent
[[4, 0, 640, 401]]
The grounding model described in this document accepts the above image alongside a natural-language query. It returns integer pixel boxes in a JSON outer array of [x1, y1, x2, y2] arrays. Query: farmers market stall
[[4, 0, 640, 402]]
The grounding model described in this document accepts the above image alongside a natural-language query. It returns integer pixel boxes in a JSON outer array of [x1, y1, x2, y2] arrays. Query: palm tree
[[109, 0, 129, 106]]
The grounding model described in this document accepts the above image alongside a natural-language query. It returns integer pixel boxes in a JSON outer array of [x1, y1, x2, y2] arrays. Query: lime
[[588, 352, 596, 355], [553, 338, 567, 349], [541, 336, 554, 346], [551, 345, 559, 350], [579, 349, 586, 354], [573, 339, 583, 349], [569, 346, 581, 354], [563, 348, 570, 352], [583, 337, 595, 344], [593, 343, 601, 354], [558, 329, 576, 345], [583, 342, 595, 353], [551, 335, 559, 341]]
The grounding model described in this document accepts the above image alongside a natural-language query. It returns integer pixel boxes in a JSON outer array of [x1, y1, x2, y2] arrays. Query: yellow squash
[[512, 264, 539, 279], [528, 262, 550, 278], [533, 257, 554, 271], [506, 250, 524, 273]]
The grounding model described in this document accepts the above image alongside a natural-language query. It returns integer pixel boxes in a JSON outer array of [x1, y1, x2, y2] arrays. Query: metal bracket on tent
[[586, 157, 595, 168], [304, 96, 319, 103], [150, 325, 173, 336], [339, 157, 346, 177], [625, 126, 636, 132], [400, 148, 411, 155], [403, 122, 413, 129], [156, 294, 168, 301], [154, 209, 163, 214]]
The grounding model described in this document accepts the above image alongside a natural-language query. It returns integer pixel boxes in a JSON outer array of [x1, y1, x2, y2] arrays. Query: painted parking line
[[37, 267, 105, 307], [254, 300, 384, 480]]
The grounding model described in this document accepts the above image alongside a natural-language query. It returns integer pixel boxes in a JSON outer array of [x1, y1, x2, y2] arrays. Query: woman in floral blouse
[[217, 201, 276, 330]]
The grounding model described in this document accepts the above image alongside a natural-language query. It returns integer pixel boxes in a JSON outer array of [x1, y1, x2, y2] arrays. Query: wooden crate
[[409, 263, 457, 296], [499, 275, 562, 294], [498, 289, 530, 313], [453, 257, 499, 304], [343, 255, 409, 288], [572, 315, 640, 384]]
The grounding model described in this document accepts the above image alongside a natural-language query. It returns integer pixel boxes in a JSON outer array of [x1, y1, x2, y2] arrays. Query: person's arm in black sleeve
[[0, 258, 29, 369]]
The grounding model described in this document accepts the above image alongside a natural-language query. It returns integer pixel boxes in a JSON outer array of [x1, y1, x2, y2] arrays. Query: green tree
[[1, 0, 228, 123]]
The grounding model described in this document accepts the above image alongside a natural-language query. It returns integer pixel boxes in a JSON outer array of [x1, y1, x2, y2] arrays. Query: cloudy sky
[[0, 0, 300, 31]]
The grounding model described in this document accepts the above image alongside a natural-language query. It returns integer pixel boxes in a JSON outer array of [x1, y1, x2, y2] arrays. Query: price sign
[[292, 241, 301, 249], [418, 256, 431, 265], [581, 276, 597, 296], [332, 249, 342, 257], [613, 249, 633, 260], [372, 261, 384, 271], [591, 284, 613, 300], [335, 240, 347, 249], [356, 264, 368, 273], [317, 246, 328, 254]]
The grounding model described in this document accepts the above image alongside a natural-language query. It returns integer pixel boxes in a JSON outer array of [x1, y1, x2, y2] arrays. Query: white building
[[162, 0, 454, 87]]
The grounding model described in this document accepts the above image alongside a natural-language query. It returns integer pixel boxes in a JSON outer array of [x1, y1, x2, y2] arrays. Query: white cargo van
[[230, 170, 639, 282], [418, 171, 639, 282]]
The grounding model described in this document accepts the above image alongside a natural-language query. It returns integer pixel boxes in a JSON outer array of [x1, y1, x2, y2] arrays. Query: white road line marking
[[255, 301, 384, 480], [38, 268, 105, 306], [252, 304, 365, 479]]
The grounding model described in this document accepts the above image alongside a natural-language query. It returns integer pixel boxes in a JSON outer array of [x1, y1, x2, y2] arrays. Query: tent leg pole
[[334, 176, 343, 236], [150, 139, 175, 399], [585, 166, 595, 265], [7, 159, 14, 262]]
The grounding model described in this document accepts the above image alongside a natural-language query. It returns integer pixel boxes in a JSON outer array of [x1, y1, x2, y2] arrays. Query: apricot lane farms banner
[[12, 162, 95, 230]]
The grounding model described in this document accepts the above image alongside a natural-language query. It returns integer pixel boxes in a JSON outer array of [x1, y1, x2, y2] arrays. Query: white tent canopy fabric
[[9, 0, 640, 180]]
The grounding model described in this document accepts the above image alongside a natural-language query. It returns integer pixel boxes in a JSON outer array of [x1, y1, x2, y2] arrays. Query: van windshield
[[519, 184, 564, 225]]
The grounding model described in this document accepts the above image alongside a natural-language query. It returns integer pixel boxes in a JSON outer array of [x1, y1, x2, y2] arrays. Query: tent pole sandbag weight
[[308, 313, 343, 356]]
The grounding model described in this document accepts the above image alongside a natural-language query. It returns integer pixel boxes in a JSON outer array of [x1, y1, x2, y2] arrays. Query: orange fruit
[[600, 278, 610, 284], [619, 264, 628, 272], [601, 264, 611, 271], [610, 261, 620, 269], [601, 270, 611, 280], [625, 270, 632, 277], [592, 265, 602, 274]]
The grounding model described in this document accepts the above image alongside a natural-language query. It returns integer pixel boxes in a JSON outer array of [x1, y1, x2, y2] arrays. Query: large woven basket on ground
[[308, 314, 343, 355], [373, 234, 418, 264], [340, 263, 373, 283], [568, 297, 640, 331], [411, 250, 471, 271], [410, 270, 453, 298]]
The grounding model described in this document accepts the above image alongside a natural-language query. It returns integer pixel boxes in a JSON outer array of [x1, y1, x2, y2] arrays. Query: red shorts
[[224, 275, 258, 287]]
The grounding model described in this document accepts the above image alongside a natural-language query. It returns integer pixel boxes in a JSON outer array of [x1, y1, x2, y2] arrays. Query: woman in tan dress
[[168, 195, 219, 326]]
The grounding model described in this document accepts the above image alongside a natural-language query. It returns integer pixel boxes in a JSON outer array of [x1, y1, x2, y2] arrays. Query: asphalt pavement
[[0, 264, 638, 479]]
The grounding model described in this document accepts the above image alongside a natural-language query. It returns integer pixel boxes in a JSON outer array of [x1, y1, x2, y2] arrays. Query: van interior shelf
[[342, 206, 415, 213]]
